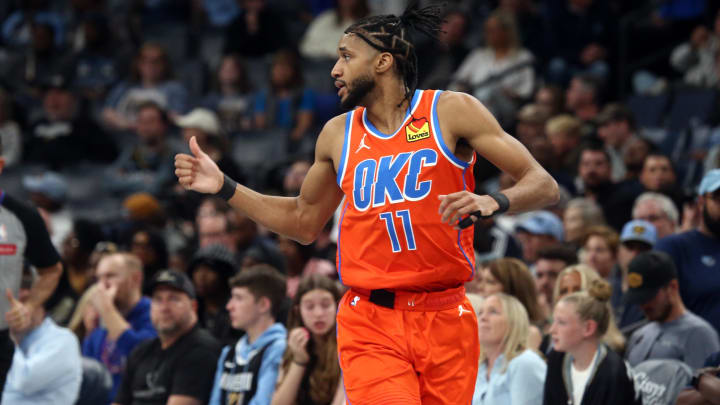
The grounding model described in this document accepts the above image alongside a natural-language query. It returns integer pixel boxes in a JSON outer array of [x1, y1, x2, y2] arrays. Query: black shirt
[[114, 325, 221, 405]]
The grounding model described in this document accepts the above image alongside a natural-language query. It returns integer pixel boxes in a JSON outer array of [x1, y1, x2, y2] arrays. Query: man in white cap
[[656, 169, 720, 333], [175, 108, 245, 184]]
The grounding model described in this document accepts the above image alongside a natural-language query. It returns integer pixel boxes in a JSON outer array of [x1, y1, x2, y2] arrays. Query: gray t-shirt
[[626, 311, 720, 369], [632, 359, 692, 405]]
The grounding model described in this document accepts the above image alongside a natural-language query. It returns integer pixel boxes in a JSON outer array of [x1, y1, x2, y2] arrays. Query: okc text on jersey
[[352, 148, 438, 211]]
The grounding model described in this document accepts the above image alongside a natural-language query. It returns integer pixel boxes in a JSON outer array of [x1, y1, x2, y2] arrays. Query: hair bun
[[587, 279, 612, 303]]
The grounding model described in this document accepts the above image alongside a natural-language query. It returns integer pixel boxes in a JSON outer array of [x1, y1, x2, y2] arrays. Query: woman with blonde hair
[[544, 279, 641, 405], [553, 264, 625, 353], [271, 275, 345, 405], [473, 293, 546, 405], [478, 258, 545, 348]]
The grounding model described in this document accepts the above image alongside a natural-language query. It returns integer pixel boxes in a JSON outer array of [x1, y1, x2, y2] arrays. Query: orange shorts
[[337, 287, 479, 405]]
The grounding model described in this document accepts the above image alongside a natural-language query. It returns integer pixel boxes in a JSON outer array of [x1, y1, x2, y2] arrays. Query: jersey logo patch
[[355, 133, 371, 153], [0, 244, 17, 255], [405, 116, 430, 142]]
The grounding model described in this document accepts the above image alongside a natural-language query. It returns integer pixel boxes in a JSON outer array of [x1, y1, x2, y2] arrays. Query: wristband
[[457, 192, 510, 229], [488, 191, 510, 214], [215, 174, 237, 201]]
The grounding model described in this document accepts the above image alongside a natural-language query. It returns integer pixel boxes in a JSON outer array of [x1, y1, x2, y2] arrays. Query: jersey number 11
[[379, 210, 416, 253]]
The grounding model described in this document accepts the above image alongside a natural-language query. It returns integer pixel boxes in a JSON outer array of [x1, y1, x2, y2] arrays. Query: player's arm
[[175, 116, 345, 244], [437, 91, 559, 225]]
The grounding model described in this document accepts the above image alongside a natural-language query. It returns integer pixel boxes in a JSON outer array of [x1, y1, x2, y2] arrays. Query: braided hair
[[344, 1, 444, 106]]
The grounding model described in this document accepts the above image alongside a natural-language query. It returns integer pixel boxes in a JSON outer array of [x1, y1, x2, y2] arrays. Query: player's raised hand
[[175, 136, 224, 194]]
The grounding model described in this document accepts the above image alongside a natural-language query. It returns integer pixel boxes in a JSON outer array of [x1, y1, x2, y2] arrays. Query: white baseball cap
[[175, 108, 221, 135]]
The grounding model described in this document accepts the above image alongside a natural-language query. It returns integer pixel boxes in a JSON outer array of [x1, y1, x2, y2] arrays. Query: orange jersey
[[335, 89, 475, 291]]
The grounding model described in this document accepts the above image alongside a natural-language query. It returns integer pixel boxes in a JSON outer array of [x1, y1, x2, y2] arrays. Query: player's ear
[[375, 52, 394, 74]]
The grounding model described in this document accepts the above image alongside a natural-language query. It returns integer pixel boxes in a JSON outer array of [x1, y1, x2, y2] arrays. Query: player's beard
[[340, 74, 375, 110]]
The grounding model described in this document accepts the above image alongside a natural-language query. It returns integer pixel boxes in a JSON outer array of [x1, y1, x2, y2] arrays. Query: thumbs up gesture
[[174, 136, 225, 194], [5, 289, 31, 339]]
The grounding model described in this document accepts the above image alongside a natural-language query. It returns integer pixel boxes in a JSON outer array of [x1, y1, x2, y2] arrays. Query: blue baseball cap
[[698, 169, 720, 195], [620, 219, 657, 247], [22, 172, 68, 203], [515, 211, 564, 241]]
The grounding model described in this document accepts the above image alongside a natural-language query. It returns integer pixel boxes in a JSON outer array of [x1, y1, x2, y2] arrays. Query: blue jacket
[[82, 297, 156, 404], [210, 323, 287, 405]]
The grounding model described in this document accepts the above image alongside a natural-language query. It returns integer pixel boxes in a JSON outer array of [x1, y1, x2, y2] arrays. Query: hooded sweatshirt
[[209, 323, 287, 405]]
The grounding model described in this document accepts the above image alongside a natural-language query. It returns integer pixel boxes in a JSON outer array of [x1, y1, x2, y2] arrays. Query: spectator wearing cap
[[514, 210, 564, 266], [22, 171, 72, 249], [209, 265, 287, 405], [83, 252, 156, 404], [25, 73, 117, 170], [105, 101, 180, 198], [576, 142, 643, 231], [113, 270, 221, 405], [611, 219, 657, 332], [656, 169, 720, 333], [2, 266, 82, 405], [632, 192, 679, 239], [596, 103, 640, 182], [176, 107, 245, 185], [188, 244, 238, 345], [625, 251, 720, 369]]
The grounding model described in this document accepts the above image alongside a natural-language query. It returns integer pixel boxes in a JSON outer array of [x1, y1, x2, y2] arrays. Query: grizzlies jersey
[[335, 89, 476, 291]]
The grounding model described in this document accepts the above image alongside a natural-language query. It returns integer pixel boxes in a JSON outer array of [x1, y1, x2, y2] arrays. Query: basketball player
[[175, 5, 559, 404]]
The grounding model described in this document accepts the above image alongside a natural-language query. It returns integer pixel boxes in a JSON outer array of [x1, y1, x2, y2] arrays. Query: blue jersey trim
[[457, 165, 475, 279], [336, 201, 349, 284], [431, 90, 470, 169], [362, 90, 421, 139], [336, 111, 354, 186]]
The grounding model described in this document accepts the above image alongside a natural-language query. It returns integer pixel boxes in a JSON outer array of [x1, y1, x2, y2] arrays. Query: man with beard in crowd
[[624, 251, 719, 369], [576, 141, 643, 230], [657, 169, 720, 333]]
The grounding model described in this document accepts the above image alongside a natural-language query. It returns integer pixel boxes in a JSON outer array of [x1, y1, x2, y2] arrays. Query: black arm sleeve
[[1, 193, 60, 268]]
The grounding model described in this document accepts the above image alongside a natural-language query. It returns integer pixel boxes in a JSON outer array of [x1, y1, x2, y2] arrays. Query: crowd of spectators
[[2, 0, 720, 404]]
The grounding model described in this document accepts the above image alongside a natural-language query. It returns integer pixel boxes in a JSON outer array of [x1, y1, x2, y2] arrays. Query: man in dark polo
[[113, 270, 221, 405]]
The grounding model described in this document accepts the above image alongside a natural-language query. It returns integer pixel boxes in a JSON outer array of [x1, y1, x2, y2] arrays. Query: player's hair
[[279, 275, 343, 404], [344, 1, 443, 105], [229, 264, 287, 319], [554, 266, 626, 351], [559, 279, 612, 338], [486, 258, 544, 324], [479, 293, 530, 373]]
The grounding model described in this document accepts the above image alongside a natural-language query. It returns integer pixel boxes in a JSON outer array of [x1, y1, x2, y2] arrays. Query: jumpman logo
[[355, 133, 370, 153], [458, 305, 470, 317], [351, 296, 360, 307]]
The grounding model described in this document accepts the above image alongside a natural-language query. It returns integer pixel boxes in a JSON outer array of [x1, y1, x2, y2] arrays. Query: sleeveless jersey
[[335, 89, 476, 291]]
